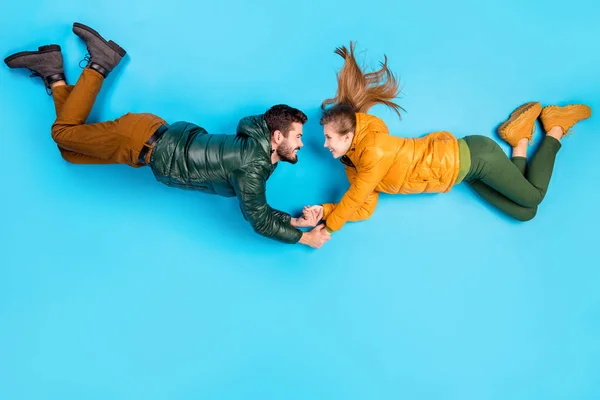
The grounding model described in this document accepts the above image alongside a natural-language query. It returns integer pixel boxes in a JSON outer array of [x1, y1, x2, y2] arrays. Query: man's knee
[[51, 123, 64, 142], [57, 147, 75, 163]]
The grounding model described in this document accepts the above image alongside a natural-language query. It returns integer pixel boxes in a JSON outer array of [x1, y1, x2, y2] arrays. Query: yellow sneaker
[[540, 104, 592, 135], [497, 102, 542, 147]]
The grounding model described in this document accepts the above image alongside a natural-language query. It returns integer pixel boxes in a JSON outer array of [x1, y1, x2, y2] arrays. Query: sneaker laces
[[79, 53, 91, 69], [529, 125, 536, 145], [564, 128, 573, 137]]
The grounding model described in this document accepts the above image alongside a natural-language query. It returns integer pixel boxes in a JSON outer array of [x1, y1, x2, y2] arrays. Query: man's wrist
[[298, 232, 309, 245]]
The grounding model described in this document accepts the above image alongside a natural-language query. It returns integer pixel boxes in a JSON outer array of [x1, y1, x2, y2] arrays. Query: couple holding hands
[[5, 23, 591, 248]]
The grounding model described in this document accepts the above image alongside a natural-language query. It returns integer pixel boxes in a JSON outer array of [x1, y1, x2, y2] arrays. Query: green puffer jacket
[[149, 115, 302, 244]]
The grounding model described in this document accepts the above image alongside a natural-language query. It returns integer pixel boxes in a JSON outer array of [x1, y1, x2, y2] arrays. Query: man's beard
[[277, 141, 299, 164]]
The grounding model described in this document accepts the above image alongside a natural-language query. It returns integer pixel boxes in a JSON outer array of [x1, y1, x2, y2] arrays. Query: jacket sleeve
[[323, 147, 392, 232], [229, 162, 303, 244], [322, 164, 380, 223], [270, 209, 294, 225]]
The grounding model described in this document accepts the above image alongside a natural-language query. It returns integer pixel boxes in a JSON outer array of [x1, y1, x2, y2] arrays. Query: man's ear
[[272, 130, 283, 144]]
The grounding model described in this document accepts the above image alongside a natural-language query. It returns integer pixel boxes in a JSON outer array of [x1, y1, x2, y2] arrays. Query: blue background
[[1, 1, 599, 399]]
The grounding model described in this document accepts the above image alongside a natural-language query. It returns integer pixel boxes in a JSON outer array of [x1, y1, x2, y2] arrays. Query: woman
[[304, 42, 591, 234]]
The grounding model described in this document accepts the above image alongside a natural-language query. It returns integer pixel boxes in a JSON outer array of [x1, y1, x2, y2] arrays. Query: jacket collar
[[237, 114, 273, 158], [341, 113, 371, 167]]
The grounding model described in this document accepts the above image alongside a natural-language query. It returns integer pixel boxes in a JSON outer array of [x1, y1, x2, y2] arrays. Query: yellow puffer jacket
[[323, 113, 460, 231]]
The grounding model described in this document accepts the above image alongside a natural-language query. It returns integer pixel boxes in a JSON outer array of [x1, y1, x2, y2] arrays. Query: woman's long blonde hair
[[321, 42, 404, 118]]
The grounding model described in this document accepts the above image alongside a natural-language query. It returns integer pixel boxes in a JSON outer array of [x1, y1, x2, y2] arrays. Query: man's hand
[[298, 224, 331, 249], [291, 205, 323, 228]]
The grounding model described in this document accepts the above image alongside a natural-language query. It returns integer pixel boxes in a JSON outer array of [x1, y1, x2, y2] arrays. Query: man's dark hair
[[264, 104, 308, 137]]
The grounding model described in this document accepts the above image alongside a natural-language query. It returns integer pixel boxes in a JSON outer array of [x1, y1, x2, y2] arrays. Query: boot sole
[[542, 105, 592, 118], [4, 44, 62, 66], [73, 22, 127, 57], [497, 102, 540, 136], [540, 105, 592, 131]]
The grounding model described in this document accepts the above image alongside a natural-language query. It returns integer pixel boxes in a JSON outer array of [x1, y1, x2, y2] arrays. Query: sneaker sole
[[542, 105, 592, 118], [540, 105, 592, 131], [497, 101, 540, 136], [73, 22, 127, 57], [4, 44, 62, 66]]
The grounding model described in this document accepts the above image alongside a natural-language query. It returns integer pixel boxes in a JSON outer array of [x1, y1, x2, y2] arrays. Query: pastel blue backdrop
[[1, 1, 599, 399]]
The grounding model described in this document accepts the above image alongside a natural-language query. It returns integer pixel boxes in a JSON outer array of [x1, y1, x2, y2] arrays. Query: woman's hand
[[303, 205, 324, 223], [291, 205, 324, 228]]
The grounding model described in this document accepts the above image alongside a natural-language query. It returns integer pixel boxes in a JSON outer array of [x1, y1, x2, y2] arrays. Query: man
[[5, 22, 330, 248]]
